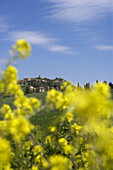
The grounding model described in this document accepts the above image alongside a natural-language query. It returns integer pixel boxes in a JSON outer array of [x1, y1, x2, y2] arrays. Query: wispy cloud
[[45, 0, 112, 23], [48, 45, 76, 54], [6, 31, 75, 55], [6, 31, 54, 45], [0, 16, 9, 32], [95, 45, 113, 50], [0, 58, 8, 64]]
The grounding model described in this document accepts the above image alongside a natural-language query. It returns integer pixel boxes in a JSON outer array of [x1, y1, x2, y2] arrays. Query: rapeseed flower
[[45, 135, 53, 144], [58, 138, 68, 147], [71, 123, 83, 134], [49, 154, 72, 170], [9, 117, 34, 142], [49, 126, 56, 132], [63, 112, 74, 122], [33, 145, 44, 156], [13, 39, 31, 59], [63, 144, 74, 155], [32, 165, 39, 170], [0, 137, 11, 168]]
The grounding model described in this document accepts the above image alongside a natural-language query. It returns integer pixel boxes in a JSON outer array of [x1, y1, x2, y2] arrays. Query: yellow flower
[[0, 120, 7, 132], [2, 65, 17, 85], [58, 138, 68, 147], [14, 95, 40, 115], [0, 104, 14, 120], [41, 157, 49, 168], [33, 145, 44, 155], [59, 138, 74, 155], [7, 84, 24, 97], [49, 154, 72, 170], [49, 126, 56, 132], [45, 135, 52, 144], [9, 117, 34, 142], [82, 152, 89, 162], [71, 123, 83, 134], [4, 112, 14, 120], [64, 112, 74, 122], [46, 81, 76, 110], [94, 82, 111, 98], [0, 80, 4, 93], [35, 155, 41, 164], [0, 104, 12, 115], [32, 165, 39, 170], [63, 144, 74, 155], [0, 137, 11, 168], [13, 39, 31, 59], [22, 141, 33, 151], [29, 97, 40, 109]]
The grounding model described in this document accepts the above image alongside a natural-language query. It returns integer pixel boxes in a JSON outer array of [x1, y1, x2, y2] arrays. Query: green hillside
[[0, 92, 59, 136]]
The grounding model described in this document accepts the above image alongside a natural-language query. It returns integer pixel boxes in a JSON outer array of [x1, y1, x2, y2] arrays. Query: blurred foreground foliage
[[0, 40, 113, 170]]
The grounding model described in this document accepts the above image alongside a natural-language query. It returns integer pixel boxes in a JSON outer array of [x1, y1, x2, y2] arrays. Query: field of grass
[[0, 94, 14, 108], [0, 92, 60, 136], [27, 93, 60, 136]]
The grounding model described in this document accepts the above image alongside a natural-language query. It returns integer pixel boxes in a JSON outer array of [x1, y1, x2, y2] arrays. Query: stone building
[[30, 86, 36, 92], [36, 87, 46, 93]]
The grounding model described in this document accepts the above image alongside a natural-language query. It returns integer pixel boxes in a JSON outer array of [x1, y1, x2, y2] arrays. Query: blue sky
[[0, 0, 113, 85]]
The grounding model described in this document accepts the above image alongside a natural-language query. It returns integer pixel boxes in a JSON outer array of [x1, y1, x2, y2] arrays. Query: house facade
[[36, 87, 46, 92]]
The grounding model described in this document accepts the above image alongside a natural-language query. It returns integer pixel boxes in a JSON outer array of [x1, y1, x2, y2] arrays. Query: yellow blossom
[[32, 165, 39, 170], [22, 141, 33, 151], [14, 95, 40, 115], [35, 155, 41, 164], [58, 138, 68, 147], [13, 39, 31, 59], [6, 84, 24, 97], [29, 97, 40, 109], [63, 144, 74, 155], [0, 80, 4, 93], [0, 104, 12, 115], [33, 145, 44, 155], [2, 65, 17, 85], [9, 117, 34, 142], [71, 123, 83, 134], [0, 137, 11, 168], [49, 154, 72, 170], [49, 126, 56, 132], [64, 112, 74, 122], [45, 135, 52, 144], [41, 157, 49, 168]]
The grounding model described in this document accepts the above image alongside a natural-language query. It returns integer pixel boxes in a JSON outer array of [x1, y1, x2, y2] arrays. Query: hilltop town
[[18, 75, 65, 93], [18, 75, 113, 94]]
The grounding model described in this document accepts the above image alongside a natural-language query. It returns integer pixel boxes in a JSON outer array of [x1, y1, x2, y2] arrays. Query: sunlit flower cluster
[[58, 138, 74, 155], [49, 154, 72, 170], [12, 39, 31, 60]]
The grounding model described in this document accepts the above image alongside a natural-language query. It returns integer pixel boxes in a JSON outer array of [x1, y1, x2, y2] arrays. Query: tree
[[25, 86, 30, 94]]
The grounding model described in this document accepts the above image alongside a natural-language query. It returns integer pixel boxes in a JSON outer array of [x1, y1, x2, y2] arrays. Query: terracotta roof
[[38, 87, 45, 89]]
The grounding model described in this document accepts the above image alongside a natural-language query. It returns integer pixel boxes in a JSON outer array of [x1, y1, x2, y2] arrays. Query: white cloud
[[7, 31, 54, 45], [48, 45, 76, 54], [6, 31, 75, 55], [45, 0, 112, 23], [0, 58, 8, 64], [95, 45, 113, 50], [0, 17, 9, 32]]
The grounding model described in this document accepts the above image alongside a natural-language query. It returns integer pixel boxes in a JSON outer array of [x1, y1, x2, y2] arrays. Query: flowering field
[[0, 93, 58, 137], [0, 40, 113, 170]]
